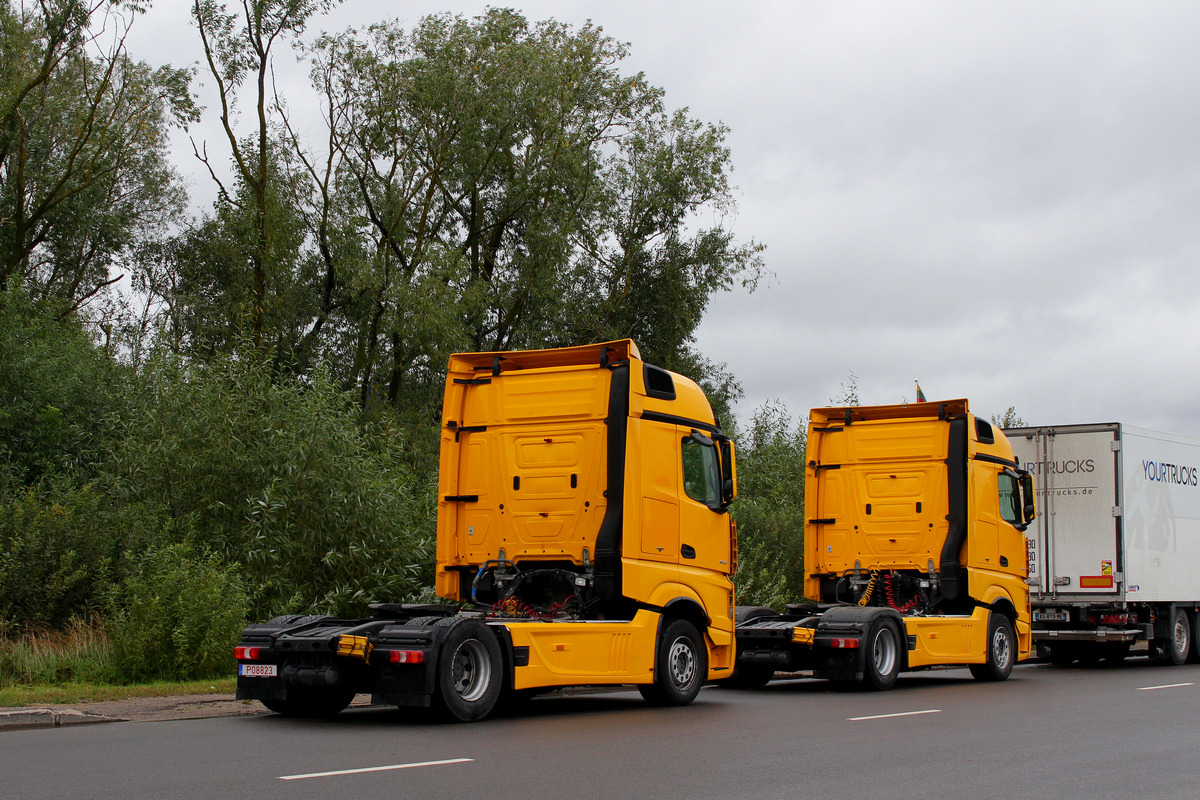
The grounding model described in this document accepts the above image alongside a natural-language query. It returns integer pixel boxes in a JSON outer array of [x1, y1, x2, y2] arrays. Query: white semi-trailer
[[1007, 423, 1200, 666]]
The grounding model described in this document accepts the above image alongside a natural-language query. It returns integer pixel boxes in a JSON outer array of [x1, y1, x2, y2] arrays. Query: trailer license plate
[[239, 664, 278, 677], [1034, 609, 1069, 622]]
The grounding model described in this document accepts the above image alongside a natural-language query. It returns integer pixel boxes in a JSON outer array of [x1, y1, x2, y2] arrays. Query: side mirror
[[718, 438, 737, 505], [1020, 473, 1037, 524]]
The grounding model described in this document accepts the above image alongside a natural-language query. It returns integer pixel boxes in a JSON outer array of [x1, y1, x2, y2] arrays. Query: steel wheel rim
[[993, 628, 1012, 670], [450, 639, 492, 701], [872, 628, 897, 676], [667, 636, 697, 688], [1174, 617, 1189, 657]]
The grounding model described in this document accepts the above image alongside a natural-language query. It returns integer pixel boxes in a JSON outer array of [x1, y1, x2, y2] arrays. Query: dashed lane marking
[[1136, 682, 1195, 691], [848, 709, 942, 721], [279, 758, 474, 780]]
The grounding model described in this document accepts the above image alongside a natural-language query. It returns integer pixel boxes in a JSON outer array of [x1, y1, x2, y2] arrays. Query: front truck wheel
[[639, 619, 708, 706], [1153, 608, 1190, 666], [434, 620, 503, 722], [970, 613, 1016, 682], [863, 618, 901, 691], [261, 685, 355, 718]]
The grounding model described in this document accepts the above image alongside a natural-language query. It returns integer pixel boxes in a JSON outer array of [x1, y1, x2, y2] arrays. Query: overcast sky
[[127, 1, 1200, 436]]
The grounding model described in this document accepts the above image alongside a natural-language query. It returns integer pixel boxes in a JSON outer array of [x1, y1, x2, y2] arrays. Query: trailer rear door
[[1007, 425, 1121, 604]]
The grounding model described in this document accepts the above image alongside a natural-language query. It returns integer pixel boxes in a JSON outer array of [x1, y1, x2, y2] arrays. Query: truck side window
[[682, 438, 721, 507], [997, 472, 1021, 525]]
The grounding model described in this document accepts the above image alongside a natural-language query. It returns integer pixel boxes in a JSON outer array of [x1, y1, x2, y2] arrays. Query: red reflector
[[388, 650, 425, 664], [1099, 614, 1129, 625], [234, 646, 260, 661], [829, 638, 861, 649]]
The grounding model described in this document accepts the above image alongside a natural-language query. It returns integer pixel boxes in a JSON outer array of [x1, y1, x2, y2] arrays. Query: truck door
[[1011, 427, 1121, 600], [678, 429, 732, 575]]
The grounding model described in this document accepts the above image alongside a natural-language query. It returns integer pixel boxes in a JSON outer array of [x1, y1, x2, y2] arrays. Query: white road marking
[[279, 758, 474, 780], [1136, 682, 1195, 691], [848, 709, 942, 721]]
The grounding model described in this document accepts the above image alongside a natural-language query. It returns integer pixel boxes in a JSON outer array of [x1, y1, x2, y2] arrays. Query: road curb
[[0, 708, 124, 732]]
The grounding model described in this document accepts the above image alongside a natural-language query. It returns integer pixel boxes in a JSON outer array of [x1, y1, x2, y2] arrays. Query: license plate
[[1034, 609, 1069, 622], [239, 663, 278, 677]]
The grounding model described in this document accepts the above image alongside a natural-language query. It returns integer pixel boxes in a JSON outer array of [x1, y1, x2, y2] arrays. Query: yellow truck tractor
[[733, 399, 1037, 689], [234, 340, 737, 721]]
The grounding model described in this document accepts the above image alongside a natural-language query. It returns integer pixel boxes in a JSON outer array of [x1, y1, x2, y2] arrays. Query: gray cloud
[[129, 0, 1200, 434]]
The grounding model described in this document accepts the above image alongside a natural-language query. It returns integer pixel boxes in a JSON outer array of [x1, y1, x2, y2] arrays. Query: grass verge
[[0, 677, 237, 707]]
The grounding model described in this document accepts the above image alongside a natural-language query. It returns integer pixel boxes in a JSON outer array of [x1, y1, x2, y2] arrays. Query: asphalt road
[[6, 659, 1200, 800]]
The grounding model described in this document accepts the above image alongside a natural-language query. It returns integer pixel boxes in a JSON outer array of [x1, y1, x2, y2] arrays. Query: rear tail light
[[388, 650, 426, 664], [828, 638, 861, 649], [234, 646, 260, 660], [1099, 613, 1131, 625]]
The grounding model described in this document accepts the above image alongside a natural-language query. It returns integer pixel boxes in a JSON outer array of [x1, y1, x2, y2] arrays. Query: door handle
[[681, 544, 696, 559]]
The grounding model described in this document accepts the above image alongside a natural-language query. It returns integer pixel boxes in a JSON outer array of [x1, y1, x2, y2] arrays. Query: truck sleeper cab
[[235, 339, 738, 721], [732, 400, 1036, 690]]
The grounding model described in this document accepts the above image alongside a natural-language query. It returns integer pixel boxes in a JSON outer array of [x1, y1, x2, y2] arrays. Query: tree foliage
[[731, 401, 807, 607], [991, 406, 1027, 428], [0, 0, 195, 315], [159, 8, 761, 418]]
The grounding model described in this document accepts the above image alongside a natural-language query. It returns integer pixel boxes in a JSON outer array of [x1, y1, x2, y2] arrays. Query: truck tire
[[639, 619, 707, 706], [261, 685, 355, 718], [970, 613, 1015, 682], [862, 618, 901, 691], [433, 620, 503, 722], [1153, 608, 1190, 666]]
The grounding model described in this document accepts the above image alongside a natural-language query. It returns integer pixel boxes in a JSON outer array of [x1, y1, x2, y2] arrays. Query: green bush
[[0, 479, 175, 630], [0, 289, 123, 483], [111, 351, 435, 617], [108, 543, 249, 683]]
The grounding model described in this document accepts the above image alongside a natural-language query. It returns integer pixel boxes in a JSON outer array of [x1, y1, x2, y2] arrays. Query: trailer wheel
[[862, 618, 901, 691], [261, 685, 354, 718], [433, 621, 502, 722], [970, 613, 1015, 682], [1153, 609, 1190, 666], [639, 619, 707, 706]]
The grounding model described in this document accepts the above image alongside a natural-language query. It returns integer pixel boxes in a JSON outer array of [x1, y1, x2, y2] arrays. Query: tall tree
[[190, 0, 335, 348], [303, 10, 762, 412], [0, 0, 195, 317]]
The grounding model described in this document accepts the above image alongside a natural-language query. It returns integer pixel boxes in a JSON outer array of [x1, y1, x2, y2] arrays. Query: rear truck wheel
[[1153, 608, 1190, 666], [261, 685, 355, 718], [639, 619, 707, 706], [433, 620, 503, 722], [970, 613, 1015, 682], [862, 619, 901, 691]]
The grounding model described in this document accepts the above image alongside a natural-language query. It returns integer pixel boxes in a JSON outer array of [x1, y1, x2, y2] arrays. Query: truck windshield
[[682, 438, 721, 507]]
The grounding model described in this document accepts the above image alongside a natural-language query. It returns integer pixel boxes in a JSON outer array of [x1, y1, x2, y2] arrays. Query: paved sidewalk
[[0, 693, 268, 731]]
